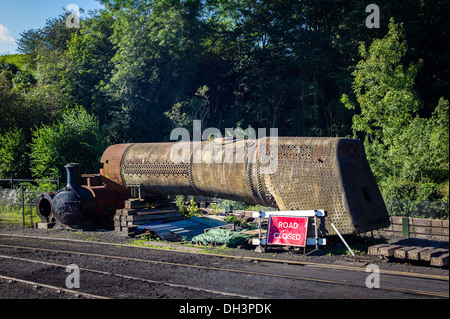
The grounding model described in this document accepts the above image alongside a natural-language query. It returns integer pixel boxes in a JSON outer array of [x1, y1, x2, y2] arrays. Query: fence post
[[30, 196, 34, 227], [402, 217, 409, 238], [21, 186, 25, 227]]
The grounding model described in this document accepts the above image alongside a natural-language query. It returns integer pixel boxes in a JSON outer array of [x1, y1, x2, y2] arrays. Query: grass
[[129, 236, 236, 255], [0, 205, 39, 227], [0, 54, 31, 70], [324, 233, 388, 256]]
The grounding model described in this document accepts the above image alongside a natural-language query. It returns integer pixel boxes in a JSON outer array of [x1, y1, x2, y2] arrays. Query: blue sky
[[0, 0, 104, 54]]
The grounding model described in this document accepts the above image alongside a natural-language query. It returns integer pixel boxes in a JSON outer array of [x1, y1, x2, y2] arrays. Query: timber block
[[368, 244, 390, 255], [378, 245, 402, 257], [36, 222, 55, 229], [393, 246, 417, 259], [407, 247, 431, 261], [124, 199, 155, 210], [420, 248, 448, 262], [431, 253, 449, 267]]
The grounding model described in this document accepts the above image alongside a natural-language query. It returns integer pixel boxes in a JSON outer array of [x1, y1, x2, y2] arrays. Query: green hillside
[[0, 54, 31, 70]]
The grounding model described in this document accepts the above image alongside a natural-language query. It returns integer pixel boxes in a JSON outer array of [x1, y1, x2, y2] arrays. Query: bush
[[0, 127, 29, 178], [175, 195, 200, 218], [29, 106, 106, 179]]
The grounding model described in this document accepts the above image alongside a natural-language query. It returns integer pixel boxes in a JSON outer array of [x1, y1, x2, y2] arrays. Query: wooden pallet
[[368, 243, 449, 267]]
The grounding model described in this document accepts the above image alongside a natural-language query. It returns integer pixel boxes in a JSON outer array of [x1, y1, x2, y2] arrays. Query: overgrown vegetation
[[342, 19, 449, 218], [175, 196, 200, 218], [0, 0, 448, 218]]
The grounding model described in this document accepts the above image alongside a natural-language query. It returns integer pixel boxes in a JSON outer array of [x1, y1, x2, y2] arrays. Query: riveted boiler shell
[[191, 139, 260, 204], [264, 137, 389, 234], [120, 142, 194, 195], [99, 137, 390, 235]]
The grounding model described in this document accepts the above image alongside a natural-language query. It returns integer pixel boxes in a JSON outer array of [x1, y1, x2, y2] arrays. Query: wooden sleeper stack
[[114, 199, 184, 236]]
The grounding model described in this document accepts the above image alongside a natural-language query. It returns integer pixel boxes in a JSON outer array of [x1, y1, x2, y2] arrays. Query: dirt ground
[[0, 225, 448, 277]]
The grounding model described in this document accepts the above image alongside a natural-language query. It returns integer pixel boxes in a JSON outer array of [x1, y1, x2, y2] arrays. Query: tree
[[341, 19, 449, 217], [0, 67, 40, 135], [0, 127, 29, 179], [29, 107, 107, 179], [16, 29, 42, 67], [100, 0, 206, 142], [341, 19, 423, 141], [19, 11, 79, 54], [61, 9, 116, 125]]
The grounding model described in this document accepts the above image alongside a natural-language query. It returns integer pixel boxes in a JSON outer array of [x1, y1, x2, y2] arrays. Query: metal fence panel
[[0, 178, 59, 227]]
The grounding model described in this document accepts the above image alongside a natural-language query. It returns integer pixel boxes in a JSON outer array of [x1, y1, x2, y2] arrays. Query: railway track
[[0, 273, 110, 299], [0, 254, 255, 299], [0, 233, 448, 299]]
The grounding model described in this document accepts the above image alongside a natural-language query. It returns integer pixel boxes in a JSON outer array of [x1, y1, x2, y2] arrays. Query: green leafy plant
[[225, 215, 240, 225], [185, 197, 200, 218], [209, 203, 220, 215], [175, 196, 199, 218], [175, 195, 186, 214]]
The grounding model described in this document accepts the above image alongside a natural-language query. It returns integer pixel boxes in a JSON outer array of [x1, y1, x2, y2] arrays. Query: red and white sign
[[267, 216, 308, 247]]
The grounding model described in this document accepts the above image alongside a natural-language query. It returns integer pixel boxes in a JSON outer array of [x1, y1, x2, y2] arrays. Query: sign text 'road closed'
[[267, 216, 308, 247]]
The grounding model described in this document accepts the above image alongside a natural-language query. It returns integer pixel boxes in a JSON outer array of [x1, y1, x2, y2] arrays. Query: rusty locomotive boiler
[[37, 137, 390, 234]]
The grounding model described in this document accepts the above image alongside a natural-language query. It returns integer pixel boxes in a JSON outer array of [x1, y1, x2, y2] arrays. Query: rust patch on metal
[[100, 143, 133, 193]]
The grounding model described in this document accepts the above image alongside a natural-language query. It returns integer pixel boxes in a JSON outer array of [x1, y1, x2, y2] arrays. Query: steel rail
[[0, 274, 110, 299], [0, 243, 447, 298], [0, 233, 447, 281], [0, 254, 258, 299]]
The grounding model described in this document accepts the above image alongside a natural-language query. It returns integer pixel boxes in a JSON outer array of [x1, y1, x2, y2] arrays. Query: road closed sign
[[267, 216, 308, 247]]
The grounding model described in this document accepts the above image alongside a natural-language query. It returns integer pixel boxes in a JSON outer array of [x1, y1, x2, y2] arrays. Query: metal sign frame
[[251, 210, 327, 253]]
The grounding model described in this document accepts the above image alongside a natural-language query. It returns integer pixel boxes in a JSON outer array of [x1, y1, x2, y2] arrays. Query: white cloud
[[0, 23, 15, 43]]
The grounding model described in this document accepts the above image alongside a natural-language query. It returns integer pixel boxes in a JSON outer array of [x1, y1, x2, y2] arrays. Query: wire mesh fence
[[384, 198, 449, 220], [0, 178, 59, 228]]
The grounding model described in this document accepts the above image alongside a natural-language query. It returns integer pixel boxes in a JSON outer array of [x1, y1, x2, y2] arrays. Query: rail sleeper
[[368, 243, 449, 267], [431, 253, 449, 267]]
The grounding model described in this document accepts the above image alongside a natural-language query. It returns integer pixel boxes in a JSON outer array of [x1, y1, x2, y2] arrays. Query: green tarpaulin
[[191, 228, 253, 248]]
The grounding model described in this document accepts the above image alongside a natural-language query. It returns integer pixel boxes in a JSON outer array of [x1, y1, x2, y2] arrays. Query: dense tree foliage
[[0, 127, 28, 178], [342, 19, 448, 217], [29, 106, 106, 180], [0, 0, 448, 217]]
